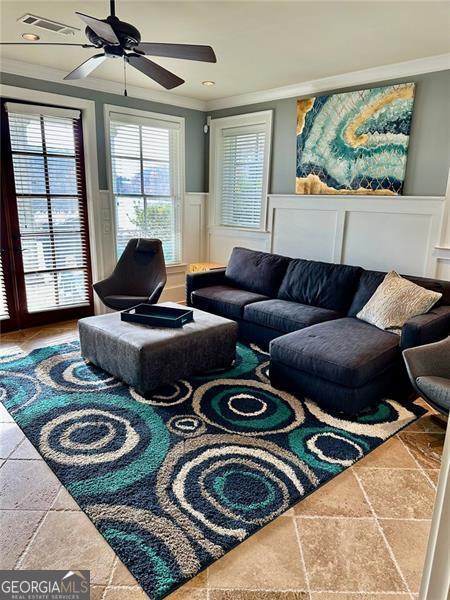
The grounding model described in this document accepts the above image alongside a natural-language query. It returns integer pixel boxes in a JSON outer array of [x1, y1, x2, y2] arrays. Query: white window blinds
[[109, 112, 182, 264], [218, 121, 269, 229], [5, 104, 90, 313]]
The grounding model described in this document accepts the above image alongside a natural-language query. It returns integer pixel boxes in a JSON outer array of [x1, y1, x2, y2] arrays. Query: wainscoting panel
[[208, 227, 271, 264], [267, 195, 447, 277], [271, 207, 338, 262], [183, 193, 207, 265], [342, 211, 433, 275]]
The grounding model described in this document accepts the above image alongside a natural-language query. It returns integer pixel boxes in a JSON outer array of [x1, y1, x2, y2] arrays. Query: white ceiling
[[1, 0, 449, 103]]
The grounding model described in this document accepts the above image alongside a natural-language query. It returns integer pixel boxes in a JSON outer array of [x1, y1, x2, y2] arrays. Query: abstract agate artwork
[[296, 83, 415, 195]]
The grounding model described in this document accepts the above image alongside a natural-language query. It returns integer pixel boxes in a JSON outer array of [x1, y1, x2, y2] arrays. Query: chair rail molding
[[266, 194, 448, 278]]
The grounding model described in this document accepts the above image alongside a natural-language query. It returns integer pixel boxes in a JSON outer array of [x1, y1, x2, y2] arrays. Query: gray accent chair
[[403, 337, 450, 415], [93, 238, 167, 311]]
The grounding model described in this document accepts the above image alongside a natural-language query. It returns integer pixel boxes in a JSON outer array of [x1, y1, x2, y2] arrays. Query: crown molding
[[0, 58, 207, 112], [1, 53, 449, 114], [205, 53, 450, 111]]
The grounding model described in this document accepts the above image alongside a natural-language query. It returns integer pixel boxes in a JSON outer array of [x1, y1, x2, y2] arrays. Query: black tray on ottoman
[[121, 304, 193, 328]]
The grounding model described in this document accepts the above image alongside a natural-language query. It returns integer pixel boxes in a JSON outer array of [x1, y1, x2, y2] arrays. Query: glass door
[[0, 100, 94, 331]]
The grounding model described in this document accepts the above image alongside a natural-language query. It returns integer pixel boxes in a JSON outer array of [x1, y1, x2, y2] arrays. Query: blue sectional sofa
[[187, 247, 450, 415]]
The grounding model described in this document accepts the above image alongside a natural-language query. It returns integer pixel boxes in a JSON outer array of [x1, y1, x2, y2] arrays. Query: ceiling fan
[[1, 0, 217, 90]]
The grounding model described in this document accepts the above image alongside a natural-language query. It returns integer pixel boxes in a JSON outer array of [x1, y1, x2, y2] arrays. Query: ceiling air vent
[[18, 14, 80, 36]]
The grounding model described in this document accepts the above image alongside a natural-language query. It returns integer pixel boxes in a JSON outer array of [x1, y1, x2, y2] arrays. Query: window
[[108, 110, 183, 264], [211, 111, 272, 230], [5, 102, 91, 314]]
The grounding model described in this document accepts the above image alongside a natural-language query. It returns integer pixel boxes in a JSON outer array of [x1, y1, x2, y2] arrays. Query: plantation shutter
[[5, 102, 91, 313], [220, 125, 266, 229], [109, 112, 181, 264]]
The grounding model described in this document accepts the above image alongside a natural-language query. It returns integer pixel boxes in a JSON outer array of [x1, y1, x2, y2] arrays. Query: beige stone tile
[[50, 487, 81, 511], [181, 570, 208, 589], [90, 585, 106, 600], [311, 594, 411, 600], [110, 558, 139, 586], [19, 511, 116, 584], [425, 469, 441, 486], [294, 469, 371, 517], [103, 587, 149, 600], [413, 397, 438, 414], [0, 509, 44, 568], [211, 593, 308, 600], [381, 519, 431, 593], [167, 588, 208, 600], [297, 516, 405, 592], [0, 327, 41, 343], [353, 437, 417, 469], [398, 431, 444, 469], [356, 468, 436, 519], [0, 422, 24, 458], [9, 436, 42, 460], [208, 516, 306, 590], [0, 403, 14, 422], [406, 414, 447, 433], [0, 460, 60, 510]]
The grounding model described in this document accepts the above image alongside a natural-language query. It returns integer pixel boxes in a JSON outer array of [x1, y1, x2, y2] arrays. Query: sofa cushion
[[278, 259, 362, 313], [225, 247, 291, 297], [348, 270, 450, 317], [244, 299, 341, 334], [191, 285, 269, 320], [270, 317, 399, 388], [357, 271, 442, 333]]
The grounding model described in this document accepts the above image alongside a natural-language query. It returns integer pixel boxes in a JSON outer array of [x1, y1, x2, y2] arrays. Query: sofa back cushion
[[225, 247, 291, 298], [348, 270, 450, 317], [225, 247, 291, 297], [278, 259, 363, 312]]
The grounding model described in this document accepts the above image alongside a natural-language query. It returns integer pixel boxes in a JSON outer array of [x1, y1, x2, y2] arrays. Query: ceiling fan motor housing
[[85, 16, 141, 49]]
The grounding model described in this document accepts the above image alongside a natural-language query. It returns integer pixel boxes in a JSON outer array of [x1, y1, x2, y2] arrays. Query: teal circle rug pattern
[[0, 341, 425, 599]]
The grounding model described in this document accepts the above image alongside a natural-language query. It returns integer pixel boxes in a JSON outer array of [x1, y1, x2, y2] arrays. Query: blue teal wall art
[[296, 83, 416, 195]]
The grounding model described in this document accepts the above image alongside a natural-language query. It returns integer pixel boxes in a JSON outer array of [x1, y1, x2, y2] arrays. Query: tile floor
[[0, 320, 446, 600]]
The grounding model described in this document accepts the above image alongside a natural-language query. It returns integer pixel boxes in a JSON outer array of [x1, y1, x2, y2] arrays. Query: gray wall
[[2, 69, 449, 196], [0, 72, 208, 192], [208, 70, 450, 196]]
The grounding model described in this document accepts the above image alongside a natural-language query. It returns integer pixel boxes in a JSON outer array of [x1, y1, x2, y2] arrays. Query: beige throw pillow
[[357, 271, 442, 333]]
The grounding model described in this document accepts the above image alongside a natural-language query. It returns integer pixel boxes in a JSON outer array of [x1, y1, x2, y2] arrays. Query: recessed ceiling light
[[22, 32, 40, 41], [202, 80, 215, 87]]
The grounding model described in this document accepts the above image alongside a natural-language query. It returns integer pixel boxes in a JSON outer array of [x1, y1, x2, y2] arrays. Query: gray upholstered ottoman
[[78, 302, 237, 396]]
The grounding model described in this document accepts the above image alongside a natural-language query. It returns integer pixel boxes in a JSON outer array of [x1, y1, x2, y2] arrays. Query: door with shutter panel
[[0, 100, 94, 331]]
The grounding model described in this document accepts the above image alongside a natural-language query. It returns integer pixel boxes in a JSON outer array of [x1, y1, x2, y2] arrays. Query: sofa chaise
[[187, 247, 450, 415]]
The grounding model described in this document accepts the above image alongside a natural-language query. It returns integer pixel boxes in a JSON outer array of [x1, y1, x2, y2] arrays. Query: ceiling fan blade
[[0, 42, 95, 47], [137, 43, 216, 63], [64, 54, 107, 80], [126, 54, 184, 89], [75, 12, 120, 45]]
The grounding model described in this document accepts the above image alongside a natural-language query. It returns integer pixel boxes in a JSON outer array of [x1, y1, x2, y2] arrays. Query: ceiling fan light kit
[[2, 0, 217, 93]]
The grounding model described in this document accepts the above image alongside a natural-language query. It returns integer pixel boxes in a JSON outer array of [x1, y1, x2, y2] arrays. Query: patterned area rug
[[0, 341, 424, 599]]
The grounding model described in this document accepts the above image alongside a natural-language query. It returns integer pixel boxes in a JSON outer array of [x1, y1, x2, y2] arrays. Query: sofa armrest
[[186, 268, 227, 306], [400, 305, 450, 349]]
